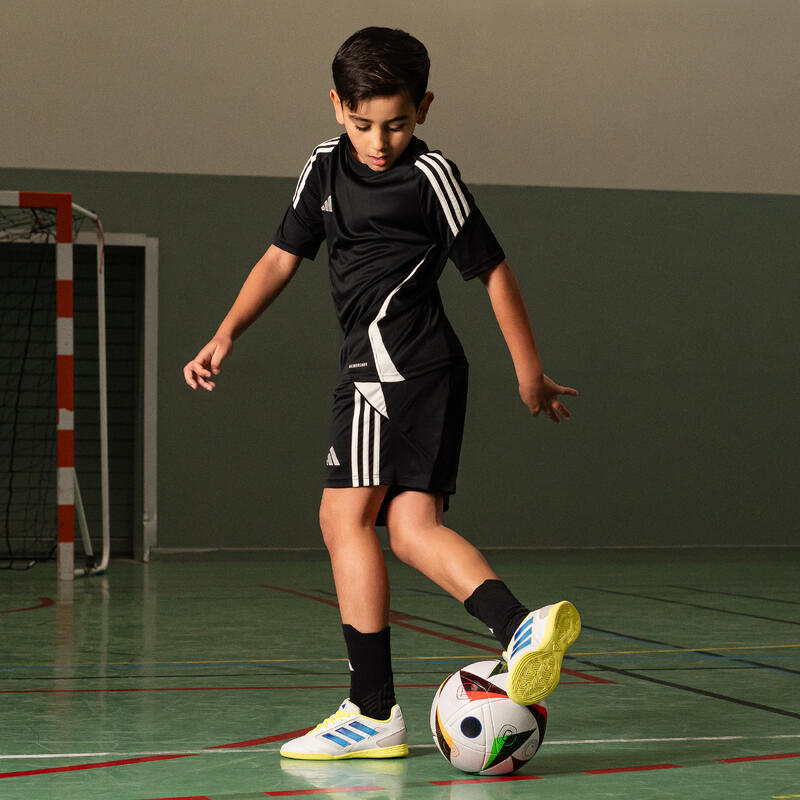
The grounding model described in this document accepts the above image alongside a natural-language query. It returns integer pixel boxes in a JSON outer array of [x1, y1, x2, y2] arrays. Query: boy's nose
[[372, 131, 389, 152]]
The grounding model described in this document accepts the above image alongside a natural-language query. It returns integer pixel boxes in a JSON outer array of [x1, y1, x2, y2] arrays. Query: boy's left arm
[[480, 261, 578, 423]]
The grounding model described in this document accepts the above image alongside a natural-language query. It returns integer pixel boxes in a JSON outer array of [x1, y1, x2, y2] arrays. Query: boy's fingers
[[559, 385, 579, 396]]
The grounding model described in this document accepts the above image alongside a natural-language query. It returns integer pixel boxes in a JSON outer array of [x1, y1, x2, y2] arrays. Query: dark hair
[[332, 27, 430, 109]]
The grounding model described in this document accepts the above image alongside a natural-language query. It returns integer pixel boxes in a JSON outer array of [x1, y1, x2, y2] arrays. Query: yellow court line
[[6, 643, 798, 670]]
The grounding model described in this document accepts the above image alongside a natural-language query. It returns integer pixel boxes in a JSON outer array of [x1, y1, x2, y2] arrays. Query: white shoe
[[279, 699, 408, 760], [506, 601, 581, 705]]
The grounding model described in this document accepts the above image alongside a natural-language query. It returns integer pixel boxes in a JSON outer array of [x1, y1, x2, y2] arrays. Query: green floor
[[1, 548, 798, 799]]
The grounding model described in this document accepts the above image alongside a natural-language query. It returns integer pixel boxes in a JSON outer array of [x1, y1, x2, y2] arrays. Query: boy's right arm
[[183, 244, 302, 391]]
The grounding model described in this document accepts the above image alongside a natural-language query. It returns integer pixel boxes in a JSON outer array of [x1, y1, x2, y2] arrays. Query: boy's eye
[[352, 124, 405, 133]]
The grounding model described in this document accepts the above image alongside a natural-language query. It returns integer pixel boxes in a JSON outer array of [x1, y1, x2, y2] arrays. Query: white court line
[[2, 734, 799, 760]]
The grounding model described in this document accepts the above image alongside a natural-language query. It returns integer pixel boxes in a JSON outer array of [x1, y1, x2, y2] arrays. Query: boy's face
[[330, 90, 434, 172]]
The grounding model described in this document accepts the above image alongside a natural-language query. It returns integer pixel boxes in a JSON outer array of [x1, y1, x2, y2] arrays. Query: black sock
[[464, 579, 530, 651], [342, 624, 396, 719]]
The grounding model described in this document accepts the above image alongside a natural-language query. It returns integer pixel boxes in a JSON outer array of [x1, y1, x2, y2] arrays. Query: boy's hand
[[519, 374, 578, 424], [183, 335, 233, 391]]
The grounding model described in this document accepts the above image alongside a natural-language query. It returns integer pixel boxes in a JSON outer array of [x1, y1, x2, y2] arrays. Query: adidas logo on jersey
[[321, 195, 333, 213], [326, 446, 340, 467]]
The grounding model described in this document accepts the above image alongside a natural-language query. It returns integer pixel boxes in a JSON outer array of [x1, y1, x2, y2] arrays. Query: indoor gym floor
[[0, 547, 798, 800]]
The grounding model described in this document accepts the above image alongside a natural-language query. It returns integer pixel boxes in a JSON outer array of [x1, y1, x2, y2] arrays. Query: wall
[[2, 1, 797, 549], [1, 165, 796, 548], [2, 0, 799, 193]]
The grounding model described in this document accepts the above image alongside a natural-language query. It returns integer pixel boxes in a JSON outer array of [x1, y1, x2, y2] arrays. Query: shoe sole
[[506, 601, 581, 705], [279, 743, 409, 761]]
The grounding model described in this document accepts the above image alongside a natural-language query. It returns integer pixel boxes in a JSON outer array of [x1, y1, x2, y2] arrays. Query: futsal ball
[[430, 659, 547, 775]]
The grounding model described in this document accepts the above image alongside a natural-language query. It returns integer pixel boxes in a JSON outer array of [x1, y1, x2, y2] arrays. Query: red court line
[[717, 752, 799, 763], [584, 763, 683, 775], [0, 597, 53, 615], [263, 584, 614, 686], [430, 775, 542, 785], [265, 786, 383, 797], [562, 668, 615, 684], [207, 729, 311, 750], [0, 729, 309, 779], [0, 684, 437, 695], [0, 754, 190, 780]]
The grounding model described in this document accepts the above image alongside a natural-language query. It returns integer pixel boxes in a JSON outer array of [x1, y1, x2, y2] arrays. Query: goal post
[[0, 190, 109, 580]]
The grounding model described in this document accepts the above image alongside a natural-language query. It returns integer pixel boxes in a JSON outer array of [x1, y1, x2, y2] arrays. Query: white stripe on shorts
[[351, 390, 361, 487], [362, 405, 370, 484], [372, 412, 381, 485], [350, 390, 382, 487]]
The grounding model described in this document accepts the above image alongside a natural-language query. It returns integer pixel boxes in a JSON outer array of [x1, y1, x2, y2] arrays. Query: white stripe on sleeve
[[425, 153, 471, 220], [292, 138, 339, 209], [415, 159, 459, 237]]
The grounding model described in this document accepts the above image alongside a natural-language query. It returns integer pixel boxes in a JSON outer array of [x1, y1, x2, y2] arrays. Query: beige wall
[[3, 0, 798, 193]]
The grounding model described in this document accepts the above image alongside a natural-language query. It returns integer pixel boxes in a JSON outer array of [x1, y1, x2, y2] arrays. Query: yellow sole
[[507, 600, 581, 705], [279, 743, 409, 761]]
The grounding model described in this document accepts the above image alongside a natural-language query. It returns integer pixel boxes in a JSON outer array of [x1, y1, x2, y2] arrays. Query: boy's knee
[[387, 523, 418, 566]]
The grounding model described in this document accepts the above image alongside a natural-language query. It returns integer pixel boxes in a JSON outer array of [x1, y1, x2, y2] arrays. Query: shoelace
[[311, 709, 354, 734]]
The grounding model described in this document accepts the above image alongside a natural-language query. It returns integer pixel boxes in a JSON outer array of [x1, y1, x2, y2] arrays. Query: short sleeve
[[272, 149, 326, 260], [415, 152, 505, 280]]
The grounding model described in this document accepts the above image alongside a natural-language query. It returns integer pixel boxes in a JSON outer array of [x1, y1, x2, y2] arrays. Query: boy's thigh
[[384, 489, 444, 531], [319, 485, 389, 529]]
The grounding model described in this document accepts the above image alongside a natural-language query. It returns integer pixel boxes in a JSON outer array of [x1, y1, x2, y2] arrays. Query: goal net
[[0, 191, 109, 580]]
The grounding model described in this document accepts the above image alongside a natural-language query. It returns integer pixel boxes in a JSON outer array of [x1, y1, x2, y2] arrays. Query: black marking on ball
[[460, 716, 482, 738]]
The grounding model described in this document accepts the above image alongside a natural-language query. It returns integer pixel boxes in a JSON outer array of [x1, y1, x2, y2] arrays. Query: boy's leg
[[384, 490, 504, 603], [280, 485, 408, 760], [319, 486, 390, 631], [385, 490, 580, 704], [384, 492, 527, 645], [318, 486, 397, 720]]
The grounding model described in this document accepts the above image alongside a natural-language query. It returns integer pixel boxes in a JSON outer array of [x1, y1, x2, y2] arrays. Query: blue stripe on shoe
[[350, 720, 378, 735], [338, 727, 365, 742], [321, 732, 351, 747], [511, 633, 533, 656], [512, 617, 533, 643]]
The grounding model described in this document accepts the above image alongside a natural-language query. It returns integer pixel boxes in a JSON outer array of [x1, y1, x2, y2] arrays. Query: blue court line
[[581, 626, 800, 678]]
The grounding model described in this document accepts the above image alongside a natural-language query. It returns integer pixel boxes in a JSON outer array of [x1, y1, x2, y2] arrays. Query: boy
[[184, 27, 580, 760]]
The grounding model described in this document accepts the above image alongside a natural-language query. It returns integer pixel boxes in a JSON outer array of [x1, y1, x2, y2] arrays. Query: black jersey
[[273, 134, 505, 386]]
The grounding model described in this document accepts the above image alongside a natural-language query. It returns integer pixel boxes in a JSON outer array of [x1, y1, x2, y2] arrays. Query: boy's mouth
[[369, 155, 389, 167]]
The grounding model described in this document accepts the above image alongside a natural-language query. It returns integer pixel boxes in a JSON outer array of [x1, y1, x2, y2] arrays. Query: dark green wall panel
[[1, 167, 796, 550]]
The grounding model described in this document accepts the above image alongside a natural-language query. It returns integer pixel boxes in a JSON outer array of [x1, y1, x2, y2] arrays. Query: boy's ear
[[416, 91, 434, 124], [330, 89, 346, 125]]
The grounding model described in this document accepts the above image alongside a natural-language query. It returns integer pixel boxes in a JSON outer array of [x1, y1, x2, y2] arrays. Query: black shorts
[[324, 363, 469, 522]]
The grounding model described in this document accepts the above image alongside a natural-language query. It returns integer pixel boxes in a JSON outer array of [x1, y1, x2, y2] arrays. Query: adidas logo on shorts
[[321, 195, 334, 213], [326, 446, 340, 467]]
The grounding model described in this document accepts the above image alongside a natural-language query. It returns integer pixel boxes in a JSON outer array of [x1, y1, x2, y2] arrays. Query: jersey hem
[[272, 237, 321, 261], [338, 356, 468, 386], [459, 249, 507, 281]]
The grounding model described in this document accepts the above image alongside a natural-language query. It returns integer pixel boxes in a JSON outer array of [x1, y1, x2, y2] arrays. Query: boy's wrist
[[214, 326, 237, 344], [516, 361, 544, 386]]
